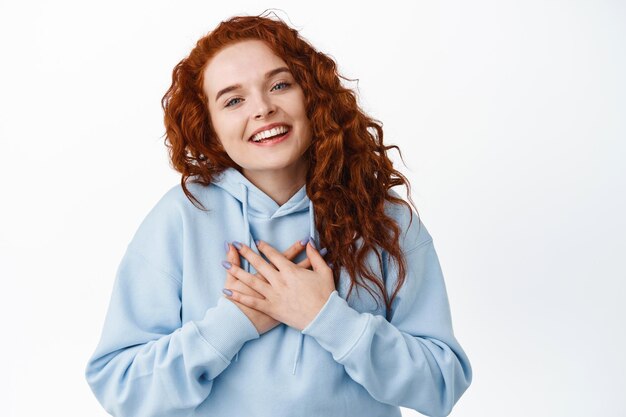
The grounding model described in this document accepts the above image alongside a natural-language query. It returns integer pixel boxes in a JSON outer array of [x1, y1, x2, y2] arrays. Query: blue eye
[[224, 82, 290, 108], [225, 97, 242, 108], [271, 81, 291, 91]]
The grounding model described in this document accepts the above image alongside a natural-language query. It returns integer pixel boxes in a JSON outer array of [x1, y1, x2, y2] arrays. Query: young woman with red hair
[[86, 12, 472, 417]]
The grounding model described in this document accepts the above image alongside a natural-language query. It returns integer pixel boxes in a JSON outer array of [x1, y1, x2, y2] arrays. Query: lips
[[248, 129, 292, 147], [248, 123, 292, 141]]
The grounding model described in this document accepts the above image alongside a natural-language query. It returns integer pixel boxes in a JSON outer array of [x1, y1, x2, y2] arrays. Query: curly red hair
[[161, 11, 420, 317]]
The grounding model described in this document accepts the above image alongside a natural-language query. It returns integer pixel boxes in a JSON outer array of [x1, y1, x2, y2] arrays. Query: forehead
[[202, 40, 288, 94]]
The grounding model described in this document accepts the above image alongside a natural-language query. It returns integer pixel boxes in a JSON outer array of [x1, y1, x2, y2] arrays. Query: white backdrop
[[1, 1, 624, 416]]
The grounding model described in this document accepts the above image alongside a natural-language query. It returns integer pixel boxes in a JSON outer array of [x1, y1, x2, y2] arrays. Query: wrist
[[300, 290, 334, 331]]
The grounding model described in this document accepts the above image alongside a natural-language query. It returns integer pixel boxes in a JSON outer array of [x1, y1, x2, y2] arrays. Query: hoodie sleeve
[[84, 188, 260, 417], [302, 216, 472, 417]]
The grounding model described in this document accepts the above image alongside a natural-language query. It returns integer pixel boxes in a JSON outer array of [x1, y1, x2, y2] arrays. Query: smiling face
[[203, 40, 313, 184]]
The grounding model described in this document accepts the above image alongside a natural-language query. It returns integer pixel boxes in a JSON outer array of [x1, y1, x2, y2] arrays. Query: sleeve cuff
[[301, 290, 370, 361], [193, 296, 260, 362]]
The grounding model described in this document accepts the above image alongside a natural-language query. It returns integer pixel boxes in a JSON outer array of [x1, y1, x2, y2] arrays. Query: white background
[[1, 1, 624, 416]]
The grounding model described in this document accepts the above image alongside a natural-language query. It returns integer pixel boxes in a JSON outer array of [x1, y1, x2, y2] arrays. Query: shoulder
[[127, 179, 216, 249], [149, 178, 227, 217], [156, 179, 210, 211], [124, 180, 219, 277], [384, 188, 433, 252]]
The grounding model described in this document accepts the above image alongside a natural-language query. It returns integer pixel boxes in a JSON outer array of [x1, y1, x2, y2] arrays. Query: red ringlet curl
[[161, 11, 421, 318]]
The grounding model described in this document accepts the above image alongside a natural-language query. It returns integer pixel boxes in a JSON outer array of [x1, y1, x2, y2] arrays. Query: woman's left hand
[[222, 239, 335, 331]]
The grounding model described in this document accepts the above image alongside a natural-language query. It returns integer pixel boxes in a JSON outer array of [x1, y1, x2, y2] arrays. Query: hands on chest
[[222, 238, 334, 333]]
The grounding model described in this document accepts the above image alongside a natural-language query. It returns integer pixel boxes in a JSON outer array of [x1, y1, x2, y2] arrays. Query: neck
[[241, 162, 308, 206]]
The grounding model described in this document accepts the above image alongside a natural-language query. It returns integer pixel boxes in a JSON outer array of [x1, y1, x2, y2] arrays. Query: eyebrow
[[214, 67, 291, 102]]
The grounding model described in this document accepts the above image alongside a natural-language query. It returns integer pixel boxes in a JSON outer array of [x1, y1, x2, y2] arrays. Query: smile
[[249, 124, 291, 144], [249, 128, 292, 147], [248, 123, 291, 142]]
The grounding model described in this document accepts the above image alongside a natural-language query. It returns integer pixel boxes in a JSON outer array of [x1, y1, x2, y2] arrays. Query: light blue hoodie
[[85, 167, 472, 417]]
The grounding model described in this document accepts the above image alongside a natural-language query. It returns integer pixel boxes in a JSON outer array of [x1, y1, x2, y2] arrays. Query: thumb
[[306, 239, 327, 272], [225, 241, 241, 267]]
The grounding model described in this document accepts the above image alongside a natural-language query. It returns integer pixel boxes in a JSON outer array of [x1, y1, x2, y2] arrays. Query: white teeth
[[251, 125, 290, 142]]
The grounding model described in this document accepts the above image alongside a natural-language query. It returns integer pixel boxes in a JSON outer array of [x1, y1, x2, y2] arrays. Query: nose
[[253, 93, 276, 119]]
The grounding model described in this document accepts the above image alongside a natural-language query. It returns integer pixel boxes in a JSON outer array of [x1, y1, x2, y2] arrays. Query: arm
[[85, 188, 259, 417], [302, 222, 472, 417]]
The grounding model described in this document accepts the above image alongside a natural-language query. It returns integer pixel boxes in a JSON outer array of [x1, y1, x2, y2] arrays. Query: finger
[[228, 273, 266, 298], [227, 241, 271, 285], [224, 242, 246, 289], [224, 243, 263, 297], [222, 288, 269, 312], [306, 239, 330, 272], [222, 261, 272, 295], [229, 239, 317, 278], [223, 243, 238, 288], [295, 246, 328, 270], [284, 238, 311, 269], [225, 241, 241, 267], [295, 257, 312, 269], [285, 236, 329, 271], [282, 237, 309, 260], [252, 272, 270, 285], [281, 238, 318, 270], [254, 240, 293, 271], [255, 239, 307, 279], [233, 241, 280, 281]]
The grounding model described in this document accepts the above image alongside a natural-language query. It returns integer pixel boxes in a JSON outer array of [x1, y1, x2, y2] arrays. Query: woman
[[85, 13, 473, 417]]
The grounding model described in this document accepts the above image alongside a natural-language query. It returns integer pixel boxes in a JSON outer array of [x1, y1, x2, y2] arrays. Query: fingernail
[[319, 247, 328, 256], [299, 236, 309, 246], [232, 241, 243, 250], [308, 236, 316, 249], [255, 239, 261, 246], [221, 260, 232, 269], [224, 240, 229, 254], [222, 288, 233, 296]]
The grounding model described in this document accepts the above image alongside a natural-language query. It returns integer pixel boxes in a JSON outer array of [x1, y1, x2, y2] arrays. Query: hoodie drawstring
[[240, 183, 252, 273], [233, 184, 315, 375], [235, 183, 252, 364], [291, 199, 316, 375]]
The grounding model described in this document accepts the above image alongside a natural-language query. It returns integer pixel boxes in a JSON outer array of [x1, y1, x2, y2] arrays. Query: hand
[[223, 239, 336, 331], [224, 239, 315, 335]]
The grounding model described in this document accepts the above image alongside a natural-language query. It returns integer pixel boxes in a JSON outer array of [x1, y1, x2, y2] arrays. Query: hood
[[212, 167, 317, 375]]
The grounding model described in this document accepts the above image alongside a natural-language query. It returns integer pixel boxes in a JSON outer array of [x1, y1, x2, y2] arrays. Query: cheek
[[297, 99, 312, 136], [210, 113, 246, 144], [295, 91, 308, 115]]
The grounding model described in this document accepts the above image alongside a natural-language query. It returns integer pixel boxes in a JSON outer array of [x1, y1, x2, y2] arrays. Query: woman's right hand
[[224, 239, 317, 335]]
